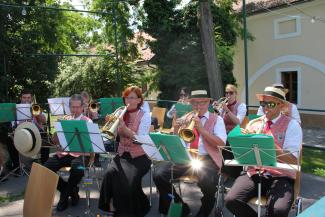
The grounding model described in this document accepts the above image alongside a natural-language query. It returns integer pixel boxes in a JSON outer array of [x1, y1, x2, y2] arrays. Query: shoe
[[56, 199, 68, 211], [70, 187, 80, 206], [181, 203, 191, 217]]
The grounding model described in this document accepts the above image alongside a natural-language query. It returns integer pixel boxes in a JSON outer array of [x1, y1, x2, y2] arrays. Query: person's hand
[[241, 128, 251, 134], [223, 104, 230, 114], [193, 116, 203, 131], [118, 117, 126, 129]]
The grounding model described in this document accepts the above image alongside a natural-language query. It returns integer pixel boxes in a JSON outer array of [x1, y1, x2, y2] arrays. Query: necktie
[[264, 120, 273, 131]]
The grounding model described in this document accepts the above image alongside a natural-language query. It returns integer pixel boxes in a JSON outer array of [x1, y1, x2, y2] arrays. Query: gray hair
[[69, 94, 84, 107]]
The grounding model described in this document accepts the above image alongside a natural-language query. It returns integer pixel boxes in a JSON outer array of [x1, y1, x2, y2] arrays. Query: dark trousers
[[153, 155, 219, 216], [0, 123, 19, 169], [225, 174, 294, 217], [99, 153, 151, 217], [221, 141, 242, 179], [44, 154, 85, 200]]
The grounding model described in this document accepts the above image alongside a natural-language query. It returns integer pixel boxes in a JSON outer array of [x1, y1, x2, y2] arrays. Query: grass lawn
[[302, 147, 325, 177]]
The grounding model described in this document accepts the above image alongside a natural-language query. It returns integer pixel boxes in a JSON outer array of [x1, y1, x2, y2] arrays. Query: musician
[[213, 84, 247, 179], [81, 90, 99, 120], [7, 89, 47, 171], [225, 86, 302, 217], [257, 83, 301, 124], [98, 86, 151, 217], [44, 94, 92, 211], [153, 90, 227, 217], [166, 86, 190, 119]]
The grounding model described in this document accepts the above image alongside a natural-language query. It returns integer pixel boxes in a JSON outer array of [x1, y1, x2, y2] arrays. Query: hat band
[[24, 128, 36, 152], [264, 91, 285, 100], [191, 94, 209, 98]]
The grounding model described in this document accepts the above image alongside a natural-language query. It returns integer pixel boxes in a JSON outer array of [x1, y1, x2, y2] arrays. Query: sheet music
[[86, 123, 106, 153], [48, 97, 71, 115], [135, 135, 164, 161], [16, 104, 32, 121], [54, 122, 106, 153]]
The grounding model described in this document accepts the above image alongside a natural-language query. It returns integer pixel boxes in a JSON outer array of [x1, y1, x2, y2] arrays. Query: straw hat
[[256, 86, 287, 103], [14, 122, 41, 157], [190, 90, 211, 99]]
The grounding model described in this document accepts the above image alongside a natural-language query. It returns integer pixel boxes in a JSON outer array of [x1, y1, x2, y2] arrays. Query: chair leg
[[149, 164, 153, 207], [295, 197, 303, 216], [214, 174, 225, 217]]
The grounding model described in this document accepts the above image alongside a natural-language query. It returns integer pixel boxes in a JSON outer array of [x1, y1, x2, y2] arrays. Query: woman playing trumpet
[[213, 84, 247, 180], [98, 86, 151, 217]]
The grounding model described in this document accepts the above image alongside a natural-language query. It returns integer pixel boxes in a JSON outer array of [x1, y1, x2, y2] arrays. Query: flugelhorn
[[31, 95, 42, 116], [178, 111, 198, 143], [101, 104, 129, 140]]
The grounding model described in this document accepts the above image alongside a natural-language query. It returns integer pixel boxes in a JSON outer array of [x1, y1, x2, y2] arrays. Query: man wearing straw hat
[[44, 94, 92, 212], [225, 86, 302, 217], [153, 90, 227, 217], [257, 83, 301, 124]]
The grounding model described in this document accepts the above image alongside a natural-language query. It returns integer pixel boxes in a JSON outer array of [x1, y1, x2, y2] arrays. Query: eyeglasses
[[125, 96, 139, 100], [191, 101, 209, 106], [225, 91, 234, 95], [260, 101, 278, 109]]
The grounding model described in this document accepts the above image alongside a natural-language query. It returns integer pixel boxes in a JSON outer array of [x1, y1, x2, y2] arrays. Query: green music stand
[[149, 133, 192, 217], [99, 97, 124, 118], [175, 103, 192, 118], [54, 120, 106, 217], [226, 125, 277, 217], [0, 103, 16, 122]]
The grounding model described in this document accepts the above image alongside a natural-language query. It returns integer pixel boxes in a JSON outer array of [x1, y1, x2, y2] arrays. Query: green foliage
[[0, 0, 98, 103], [302, 148, 325, 177], [142, 0, 240, 100], [53, 56, 141, 98]]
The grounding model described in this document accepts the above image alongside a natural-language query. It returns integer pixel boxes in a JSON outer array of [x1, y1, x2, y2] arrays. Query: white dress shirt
[[137, 111, 151, 135], [198, 111, 227, 155], [269, 114, 302, 158]]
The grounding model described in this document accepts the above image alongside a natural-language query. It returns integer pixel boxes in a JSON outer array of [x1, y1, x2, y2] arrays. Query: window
[[281, 71, 298, 104], [274, 16, 301, 39]]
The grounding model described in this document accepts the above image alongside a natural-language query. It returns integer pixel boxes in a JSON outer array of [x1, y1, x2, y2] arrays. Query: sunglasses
[[225, 91, 234, 95], [179, 93, 187, 97], [260, 101, 278, 109]]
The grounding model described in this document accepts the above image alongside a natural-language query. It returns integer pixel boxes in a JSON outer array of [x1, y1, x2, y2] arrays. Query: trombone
[[31, 95, 42, 116], [88, 101, 99, 113], [101, 104, 129, 141]]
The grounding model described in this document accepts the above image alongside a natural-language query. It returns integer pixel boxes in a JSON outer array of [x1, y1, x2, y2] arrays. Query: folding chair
[[151, 106, 166, 130], [23, 162, 59, 217]]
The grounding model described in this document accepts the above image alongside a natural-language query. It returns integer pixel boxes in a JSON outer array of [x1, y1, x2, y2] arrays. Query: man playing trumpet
[[45, 94, 92, 211], [153, 90, 227, 217], [225, 86, 302, 217]]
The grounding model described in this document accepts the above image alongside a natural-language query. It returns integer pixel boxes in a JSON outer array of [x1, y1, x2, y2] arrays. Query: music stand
[[0, 103, 34, 180], [149, 133, 192, 217], [55, 120, 106, 217], [224, 125, 299, 217], [98, 97, 124, 118]]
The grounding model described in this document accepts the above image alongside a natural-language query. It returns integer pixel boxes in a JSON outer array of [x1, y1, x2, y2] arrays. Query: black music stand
[[55, 120, 106, 217]]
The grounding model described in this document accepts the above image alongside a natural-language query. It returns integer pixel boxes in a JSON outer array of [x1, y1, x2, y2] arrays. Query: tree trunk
[[198, 0, 223, 99]]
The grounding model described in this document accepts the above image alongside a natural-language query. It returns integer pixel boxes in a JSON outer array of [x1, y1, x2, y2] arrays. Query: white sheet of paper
[[16, 104, 32, 121], [86, 123, 106, 153], [54, 122, 68, 150], [135, 135, 163, 161], [48, 97, 71, 115]]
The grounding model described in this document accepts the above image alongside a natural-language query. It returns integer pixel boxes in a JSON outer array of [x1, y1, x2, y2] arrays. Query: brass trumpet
[[212, 97, 228, 113], [178, 111, 198, 143], [101, 105, 129, 140], [31, 95, 41, 116]]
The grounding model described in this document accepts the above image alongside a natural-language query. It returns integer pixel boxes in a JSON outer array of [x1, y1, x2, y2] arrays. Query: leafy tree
[[0, 0, 97, 103], [142, 0, 240, 100]]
